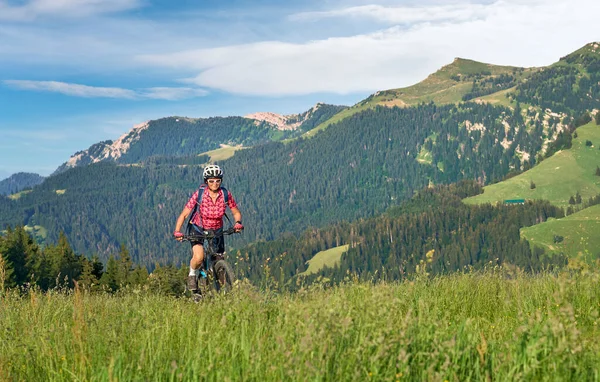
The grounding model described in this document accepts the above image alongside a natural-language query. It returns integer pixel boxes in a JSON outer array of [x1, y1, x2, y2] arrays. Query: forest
[[1, 180, 581, 294], [0, 101, 562, 268]]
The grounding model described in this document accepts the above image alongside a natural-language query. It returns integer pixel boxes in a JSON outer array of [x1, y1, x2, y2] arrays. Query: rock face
[[244, 103, 325, 131], [56, 122, 150, 173], [243, 112, 300, 131]]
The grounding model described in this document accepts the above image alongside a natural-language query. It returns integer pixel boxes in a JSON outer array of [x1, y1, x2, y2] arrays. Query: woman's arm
[[174, 206, 192, 233], [230, 206, 242, 226]]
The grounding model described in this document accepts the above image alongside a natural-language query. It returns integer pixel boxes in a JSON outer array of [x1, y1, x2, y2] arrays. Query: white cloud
[[290, 3, 490, 24], [3, 80, 138, 98], [137, 0, 600, 96], [141, 87, 209, 101], [0, 0, 141, 21], [3, 80, 208, 100], [1, 0, 599, 97]]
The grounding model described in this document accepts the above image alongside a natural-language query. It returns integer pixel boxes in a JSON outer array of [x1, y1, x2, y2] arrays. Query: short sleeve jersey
[[185, 186, 237, 230]]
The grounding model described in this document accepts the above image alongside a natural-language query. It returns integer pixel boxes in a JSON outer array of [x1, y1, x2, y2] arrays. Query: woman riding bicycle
[[173, 164, 243, 294]]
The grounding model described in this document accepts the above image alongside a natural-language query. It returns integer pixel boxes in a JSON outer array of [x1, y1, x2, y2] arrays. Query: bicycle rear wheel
[[213, 260, 236, 293]]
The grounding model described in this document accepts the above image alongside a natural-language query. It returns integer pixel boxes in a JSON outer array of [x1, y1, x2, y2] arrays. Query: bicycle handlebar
[[178, 227, 239, 241]]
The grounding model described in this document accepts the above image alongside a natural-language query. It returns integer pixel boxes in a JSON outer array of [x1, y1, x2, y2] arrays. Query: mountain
[[0, 172, 45, 196], [303, 58, 532, 137], [54, 103, 346, 174], [2, 43, 599, 275]]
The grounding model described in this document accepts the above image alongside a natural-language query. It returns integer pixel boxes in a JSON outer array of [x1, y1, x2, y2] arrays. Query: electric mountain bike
[[179, 227, 239, 301]]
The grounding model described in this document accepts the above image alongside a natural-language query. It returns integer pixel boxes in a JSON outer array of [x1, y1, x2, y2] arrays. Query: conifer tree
[[78, 260, 98, 290], [100, 256, 119, 291]]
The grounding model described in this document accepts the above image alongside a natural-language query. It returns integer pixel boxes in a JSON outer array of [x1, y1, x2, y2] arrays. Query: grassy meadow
[[522, 204, 600, 259], [464, 122, 600, 207], [2, 269, 600, 381], [298, 244, 349, 276], [200, 145, 246, 163]]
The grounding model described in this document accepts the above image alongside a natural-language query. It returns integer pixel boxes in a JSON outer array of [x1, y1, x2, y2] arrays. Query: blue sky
[[0, 0, 599, 179]]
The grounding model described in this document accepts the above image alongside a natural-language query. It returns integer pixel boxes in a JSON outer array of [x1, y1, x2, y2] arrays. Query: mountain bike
[[179, 227, 239, 301]]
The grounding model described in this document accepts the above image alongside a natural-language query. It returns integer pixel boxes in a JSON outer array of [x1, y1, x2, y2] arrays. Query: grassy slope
[[463, 122, 600, 208], [199, 145, 245, 162], [2, 271, 599, 380], [7, 189, 32, 200], [522, 204, 600, 259], [303, 59, 528, 138], [299, 245, 349, 276], [476, 86, 518, 108]]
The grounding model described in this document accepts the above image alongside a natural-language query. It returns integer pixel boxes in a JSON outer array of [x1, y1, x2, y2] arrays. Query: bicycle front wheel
[[213, 260, 236, 293]]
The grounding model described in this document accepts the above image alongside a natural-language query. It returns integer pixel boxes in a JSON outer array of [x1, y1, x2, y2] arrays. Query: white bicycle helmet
[[203, 164, 223, 181]]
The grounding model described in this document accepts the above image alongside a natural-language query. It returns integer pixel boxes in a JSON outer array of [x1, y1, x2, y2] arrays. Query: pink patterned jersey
[[185, 187, 237, 229]]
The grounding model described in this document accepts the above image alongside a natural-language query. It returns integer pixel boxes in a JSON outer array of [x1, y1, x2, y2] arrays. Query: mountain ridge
[[0, 172, 45, 196], [52, 103, 346, 175]]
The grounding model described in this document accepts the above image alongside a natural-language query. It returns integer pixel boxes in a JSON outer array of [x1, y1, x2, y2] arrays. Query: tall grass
[[1, 268, 599, 381]]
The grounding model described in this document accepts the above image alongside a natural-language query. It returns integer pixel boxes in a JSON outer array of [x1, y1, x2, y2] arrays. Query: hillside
[[463, 122, 600, 207], [234, 181, 565, 286], [0, 172, 45, 196], [521, 204, 600, 259]]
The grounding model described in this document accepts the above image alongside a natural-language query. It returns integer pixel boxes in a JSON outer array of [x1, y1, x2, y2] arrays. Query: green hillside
[[304, 58, 529, 137], [522, 204, 600, 259], [298, 245, 349, 276], [464, 122, 600, 207]]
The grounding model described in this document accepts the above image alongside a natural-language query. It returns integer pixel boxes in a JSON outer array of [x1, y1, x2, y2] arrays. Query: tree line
[[0, 226, 188, 295]]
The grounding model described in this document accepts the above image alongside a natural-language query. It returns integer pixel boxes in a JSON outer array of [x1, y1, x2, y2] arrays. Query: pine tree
[[100, 256, 119, 292], [117, 244, 133, 287], [0, 248, 13, 292], [0, 226, 38, 287], [78, 260, 98, 291]]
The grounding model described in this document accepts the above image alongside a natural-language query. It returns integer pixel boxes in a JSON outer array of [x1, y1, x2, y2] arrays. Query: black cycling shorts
[[188, 226, 225, 254]]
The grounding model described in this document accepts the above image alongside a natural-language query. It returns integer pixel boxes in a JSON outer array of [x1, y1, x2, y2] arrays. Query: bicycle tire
[[213, 260, 236, 293]]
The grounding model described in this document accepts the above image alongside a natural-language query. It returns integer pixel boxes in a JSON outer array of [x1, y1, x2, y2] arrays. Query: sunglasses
[[207, 179, 222, 184]]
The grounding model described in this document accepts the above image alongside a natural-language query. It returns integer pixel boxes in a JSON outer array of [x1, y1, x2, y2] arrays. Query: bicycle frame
[[180, 227, 238, 294]]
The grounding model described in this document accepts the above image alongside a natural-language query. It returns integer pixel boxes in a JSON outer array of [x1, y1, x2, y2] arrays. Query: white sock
[[189, 267, 199, 276]]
